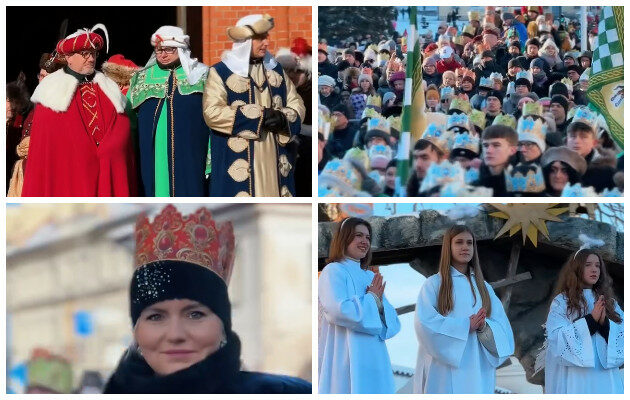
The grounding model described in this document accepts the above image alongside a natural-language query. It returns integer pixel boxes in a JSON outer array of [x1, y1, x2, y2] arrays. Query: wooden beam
[[501, 240, 522, 310], [396, 304, 415, 315], [490, 271, 532, 289]]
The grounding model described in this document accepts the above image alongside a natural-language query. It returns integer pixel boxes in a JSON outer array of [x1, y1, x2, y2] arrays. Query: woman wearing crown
[[103, 205, 310, 393]]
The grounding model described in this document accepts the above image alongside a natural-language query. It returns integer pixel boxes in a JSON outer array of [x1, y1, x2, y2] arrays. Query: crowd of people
[[318, 6, 623, 197], [6, 14, 311, 197]]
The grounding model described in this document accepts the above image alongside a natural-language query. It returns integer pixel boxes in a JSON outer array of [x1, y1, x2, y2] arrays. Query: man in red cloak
[[22, 24, 136, 196]]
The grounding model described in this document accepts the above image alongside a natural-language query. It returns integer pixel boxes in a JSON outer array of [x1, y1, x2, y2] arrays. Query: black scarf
[[104, 331, 242, 394], [63, 65, 95, 83]]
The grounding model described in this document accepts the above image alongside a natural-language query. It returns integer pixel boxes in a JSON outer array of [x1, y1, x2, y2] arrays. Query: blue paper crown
[[505, 164, 545, 193]]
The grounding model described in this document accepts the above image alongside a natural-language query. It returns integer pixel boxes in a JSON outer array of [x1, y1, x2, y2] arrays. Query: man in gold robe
[[203, 14, 305, 197]]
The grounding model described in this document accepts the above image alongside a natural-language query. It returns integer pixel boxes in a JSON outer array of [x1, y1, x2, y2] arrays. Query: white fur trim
[[31, 69, 77, 112], [93, 72, 126, 113], [31, 69, 126, 113]]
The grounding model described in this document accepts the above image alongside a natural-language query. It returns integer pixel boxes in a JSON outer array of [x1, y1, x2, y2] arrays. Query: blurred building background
[[6, 203, 311, 393]]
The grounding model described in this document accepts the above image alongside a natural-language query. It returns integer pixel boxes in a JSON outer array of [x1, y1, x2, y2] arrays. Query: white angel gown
[[413, 267, 515, 393], [545, 288, 624, 394], [318, 258, 401, 394]]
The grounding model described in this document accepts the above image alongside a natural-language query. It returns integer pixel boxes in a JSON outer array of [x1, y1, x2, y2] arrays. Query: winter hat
[[424, 42, 439, 56], [508, 58, 522, 70], [102, 54, 140, 93], [517, 116, 547, 152], [541, 146, 587, 176], [318, 75, 336, 88], [331, 103, 350, 119], [130, 205, 235, 332], [530, 57, 548, 72], [487, 90, 504, 103], [566, 65, 583, 76], [423, 57, 437, 67], [525, 38, 541, 49], [388, 70, 406, 84], [358, 73, 373, 85], [382, 91, 396, 105], [549, 81, 569, 98], [550, 94, 569, 114], [439, 46, 454, 59]]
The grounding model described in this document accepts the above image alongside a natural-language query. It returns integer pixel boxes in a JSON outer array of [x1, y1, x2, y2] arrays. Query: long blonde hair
[[437, 225, 492, 316]]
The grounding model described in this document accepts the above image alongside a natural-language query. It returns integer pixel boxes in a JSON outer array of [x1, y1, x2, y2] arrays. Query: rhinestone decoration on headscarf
[[134, 205, 235, 284]]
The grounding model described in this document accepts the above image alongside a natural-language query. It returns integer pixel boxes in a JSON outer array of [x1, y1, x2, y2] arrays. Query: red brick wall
[[202, 6, 312, 66]]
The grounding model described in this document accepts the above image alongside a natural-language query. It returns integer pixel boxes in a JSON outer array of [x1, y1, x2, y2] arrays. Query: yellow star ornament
[[489, 204, 568, 246]]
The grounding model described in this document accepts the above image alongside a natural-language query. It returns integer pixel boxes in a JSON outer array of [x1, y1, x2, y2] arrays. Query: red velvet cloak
[[22, 85, 136, 197]]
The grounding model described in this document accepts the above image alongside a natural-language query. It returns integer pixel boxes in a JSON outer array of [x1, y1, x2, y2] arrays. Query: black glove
[[263, 108, 288, 133]]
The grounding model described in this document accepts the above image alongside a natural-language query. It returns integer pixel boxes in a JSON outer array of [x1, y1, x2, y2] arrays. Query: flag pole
[[395, 6, 417, 196]]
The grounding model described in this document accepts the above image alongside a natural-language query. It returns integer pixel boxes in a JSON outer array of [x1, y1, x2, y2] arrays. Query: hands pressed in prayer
[[470, 307, 487, 332], [367, 272, 386, 300], [591, 295, 605, 322]]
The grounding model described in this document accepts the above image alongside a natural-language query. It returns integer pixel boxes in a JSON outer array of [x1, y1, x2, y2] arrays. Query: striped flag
[[587, 6, 623, 149]]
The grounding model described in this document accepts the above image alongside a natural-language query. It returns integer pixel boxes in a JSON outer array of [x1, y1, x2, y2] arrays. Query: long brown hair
[[552, 249, 621, 323], [437, 225, 492, 317], [326, 217, 372, 269]]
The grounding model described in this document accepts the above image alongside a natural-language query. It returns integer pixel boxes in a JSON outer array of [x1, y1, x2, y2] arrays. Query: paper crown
[[368, 144, 394, 170], [318, 158, 363, 195], [571, 107, 598, 131], [522, 102, 543, 117], [367, 116, 390, 135], [421, 123, 450, 154], [441, 182, 494, 197], [27, 348, 73, 394], [505, 163, 546, 193], [456, 67, 476, 81], [560, 77, 574, 92], [515, 70, 533, 83], [420, 160, 465, 194], [447, 112, 472, 133], [361, 106, 382, 119], [517, 116, 547, 150], [387, 115, 402, 133], [479, 77, 493, 89], [366, 94, 382, 108], [489, 72, 503, 81], [600, 187, 623, 197], [462, 24, 477, 37], [134, 205, 235, 283], [561, 183, 598, 197], [469, 109, 487, 130], [468, 10, 480, 21], [449, 98, 472, 114], [318, 108, 334, 140], [343, 147, 370, 172], [440, 86, 455, 98], [492, 114, 517, 129], [451, 132, 480, 156]]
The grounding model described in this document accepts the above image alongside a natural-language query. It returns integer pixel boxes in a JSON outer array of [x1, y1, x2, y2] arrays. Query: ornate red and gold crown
[[134, 205, 235, 284]]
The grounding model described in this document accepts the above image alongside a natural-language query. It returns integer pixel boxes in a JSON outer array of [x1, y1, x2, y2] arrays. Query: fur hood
[[589, 146, 618, 169], [31, 69, 126, 114]]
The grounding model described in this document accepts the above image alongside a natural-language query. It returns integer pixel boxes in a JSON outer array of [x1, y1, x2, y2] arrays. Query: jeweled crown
[[134, 205, 235, 283]]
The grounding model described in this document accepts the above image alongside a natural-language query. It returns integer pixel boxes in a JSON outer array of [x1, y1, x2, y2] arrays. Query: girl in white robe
[[545, 249, 623, 394], [414, 224, 515, 394], [318, 217, 401, 394]]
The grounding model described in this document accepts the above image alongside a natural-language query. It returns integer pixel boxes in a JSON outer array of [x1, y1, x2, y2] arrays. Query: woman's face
[[451, 231, 474, 266], [582, 254, 601, 288], [549, 161, 569, 193], [360, 79, 371, 92], [462, 80, 473, 91], [423, 64, 436, 75], [346, 224, 370, 260], [135, 299, 225, 376]]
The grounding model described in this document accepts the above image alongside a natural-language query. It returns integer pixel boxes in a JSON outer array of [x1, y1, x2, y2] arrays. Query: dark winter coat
[[582, 147, 618, 193], [103, 332, 311, 394]]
